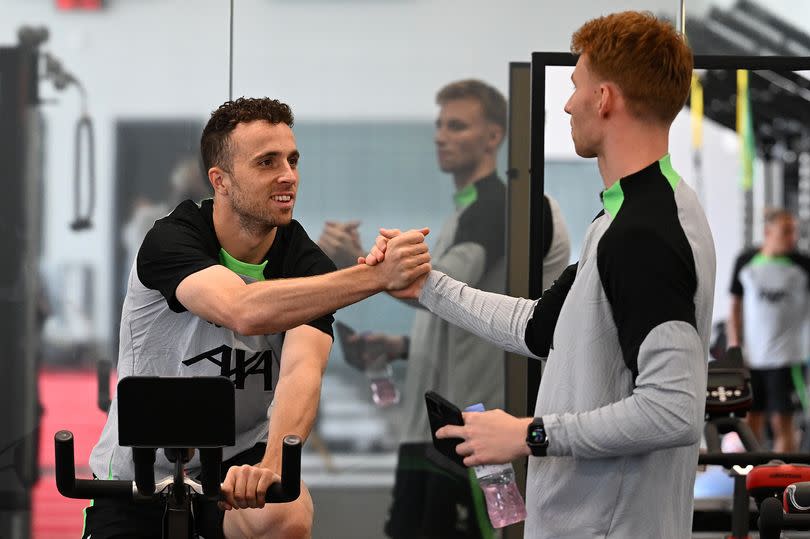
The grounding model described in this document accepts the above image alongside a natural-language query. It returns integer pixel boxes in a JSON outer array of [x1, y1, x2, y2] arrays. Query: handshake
[[358, 227, 433, 300], [318, 222, 432, 300]]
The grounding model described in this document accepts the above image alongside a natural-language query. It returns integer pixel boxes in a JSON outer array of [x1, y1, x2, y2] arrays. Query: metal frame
[[528, 50, 810, 379], [527, 52, 810, 531]]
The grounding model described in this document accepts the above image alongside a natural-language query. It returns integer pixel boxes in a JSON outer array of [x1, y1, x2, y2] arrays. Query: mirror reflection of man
[[321, 80, 570, 538], [728, 209, 810, 452]]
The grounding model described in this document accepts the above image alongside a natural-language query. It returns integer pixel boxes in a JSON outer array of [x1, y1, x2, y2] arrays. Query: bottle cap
[[465, 403, 485, 413]]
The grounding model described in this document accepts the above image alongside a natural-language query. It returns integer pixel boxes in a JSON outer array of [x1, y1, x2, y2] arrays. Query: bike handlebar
[[268, 435, 301, 503], [54, 430, 302, 503], [55, 431, 133, 499]]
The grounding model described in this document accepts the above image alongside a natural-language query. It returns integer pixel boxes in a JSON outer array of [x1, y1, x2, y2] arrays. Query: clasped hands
[[359, 227, 432, 299], [359, 229, 533, 466]]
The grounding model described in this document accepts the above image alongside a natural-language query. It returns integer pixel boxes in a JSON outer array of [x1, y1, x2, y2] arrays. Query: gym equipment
[[0, 27, 46, 539], [746, 462, 810, 506], [55, 376, 301, 538], [759, 494, 810, 539], [698, 347, 810, 538], [1, 26, 97, 538]]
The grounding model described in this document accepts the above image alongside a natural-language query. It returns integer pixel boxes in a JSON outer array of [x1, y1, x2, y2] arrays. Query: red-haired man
[[365, 12, 715, 538]]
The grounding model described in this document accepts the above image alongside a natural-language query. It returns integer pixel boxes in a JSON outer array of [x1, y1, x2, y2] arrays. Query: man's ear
[[209, 167, 229, 195], [487, 124, 505, 151], [597, 82, 620, 119]]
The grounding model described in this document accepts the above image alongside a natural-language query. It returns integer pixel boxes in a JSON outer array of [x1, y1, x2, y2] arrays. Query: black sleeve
[[282, 224, 338, 339], [729, 249, 757, 296], [453, 192, 506, 275], [524, 262, 578, 357], [788, 252, 810, 291], [137, 213, 219, 313], [597, 226, 697, 379]]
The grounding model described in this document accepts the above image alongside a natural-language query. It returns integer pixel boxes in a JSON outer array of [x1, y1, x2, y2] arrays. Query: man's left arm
[[261, 324, 332, 473], [542, 321, 705, 458], [439, 322, 705, 465], [544, 224, 706, 458], [438, 225, 707, 464]]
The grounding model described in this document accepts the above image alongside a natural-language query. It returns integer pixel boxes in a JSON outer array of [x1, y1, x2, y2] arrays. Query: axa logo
[[758, 288, 788, 303], [183, 345, 276, 390]]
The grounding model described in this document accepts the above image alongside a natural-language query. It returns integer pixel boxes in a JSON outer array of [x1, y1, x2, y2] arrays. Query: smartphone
[[425, 390, 466, 468], [335, 320, 365, 371]]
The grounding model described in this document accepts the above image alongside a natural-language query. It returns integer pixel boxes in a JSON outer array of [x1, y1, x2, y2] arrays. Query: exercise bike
[[55, 376, 302, 539]]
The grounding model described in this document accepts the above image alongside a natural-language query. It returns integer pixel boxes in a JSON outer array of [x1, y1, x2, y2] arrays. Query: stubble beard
[[230, 188, 282, 237]]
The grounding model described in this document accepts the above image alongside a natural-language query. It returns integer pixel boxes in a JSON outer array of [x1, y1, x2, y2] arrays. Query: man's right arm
[[727, 295, 743, 348], [176, 231, 430, 336], [727, 251, 749, 348], [418, 263, 578, 359]]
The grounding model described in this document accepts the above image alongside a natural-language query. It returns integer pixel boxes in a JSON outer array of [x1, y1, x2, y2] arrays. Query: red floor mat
[[32, 368, 112, 539]]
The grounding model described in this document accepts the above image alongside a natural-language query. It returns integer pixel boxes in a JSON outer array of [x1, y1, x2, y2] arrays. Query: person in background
[[728, 208, 810, 452]]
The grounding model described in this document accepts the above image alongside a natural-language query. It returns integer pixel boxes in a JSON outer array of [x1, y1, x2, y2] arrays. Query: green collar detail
[[454, 183, 478, 210], [658, 153, 680, 191], [600, 153, 680, 219], [601, 180, 624, 219], [219, 248, 267, 281], [752, 253, 792, 267]]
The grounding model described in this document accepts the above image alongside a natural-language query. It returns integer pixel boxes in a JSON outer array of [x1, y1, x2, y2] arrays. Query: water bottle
[[366, 354, 399, 407], [465, 403, 527, 528]]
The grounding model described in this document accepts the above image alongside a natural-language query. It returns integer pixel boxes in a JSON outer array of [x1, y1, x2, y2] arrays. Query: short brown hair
[[764, 207, 794, 225], [571, 11, 693, 124], [436, 79, 507, 131], [201, 97, 294, 171]]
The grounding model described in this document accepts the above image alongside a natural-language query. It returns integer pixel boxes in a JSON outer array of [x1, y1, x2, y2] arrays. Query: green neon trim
[[468, 468, 496, 539], [81, 498, 95, 537], [751, 253, 792, 267], [601, 180, 624, 219], [219, 248, 267, 281], [454, 183, 478, 210], [792, 364, 809, 413], [658, 154, 681, 191]]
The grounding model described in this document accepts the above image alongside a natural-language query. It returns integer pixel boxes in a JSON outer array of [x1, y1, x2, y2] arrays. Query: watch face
[[528, 424, 547, 444]]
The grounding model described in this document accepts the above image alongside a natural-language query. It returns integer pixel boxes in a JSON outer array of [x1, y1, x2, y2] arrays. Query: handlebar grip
[[54, 430, 133, 499], [759, 496, 810, 539], [759, 497, 784, 539], [698, 452, 810, 467], [266, 435, 302, 503]]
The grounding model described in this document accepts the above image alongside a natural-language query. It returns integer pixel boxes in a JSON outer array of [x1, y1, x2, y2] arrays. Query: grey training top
[[419, 155, 716, 538], [730, 250, 810, 369]]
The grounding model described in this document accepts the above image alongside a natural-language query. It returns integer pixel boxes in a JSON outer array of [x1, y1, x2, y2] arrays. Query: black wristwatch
[[526, 418, 549, 457]]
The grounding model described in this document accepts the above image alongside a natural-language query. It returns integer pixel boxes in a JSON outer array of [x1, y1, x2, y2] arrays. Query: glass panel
[[231, 2, 680, 539]]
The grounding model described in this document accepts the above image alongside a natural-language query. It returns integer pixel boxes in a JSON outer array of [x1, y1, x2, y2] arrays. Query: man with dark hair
[[365, 12, 715, 538], [728, 208, 810, 452], [83, 97, 431, 539]]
